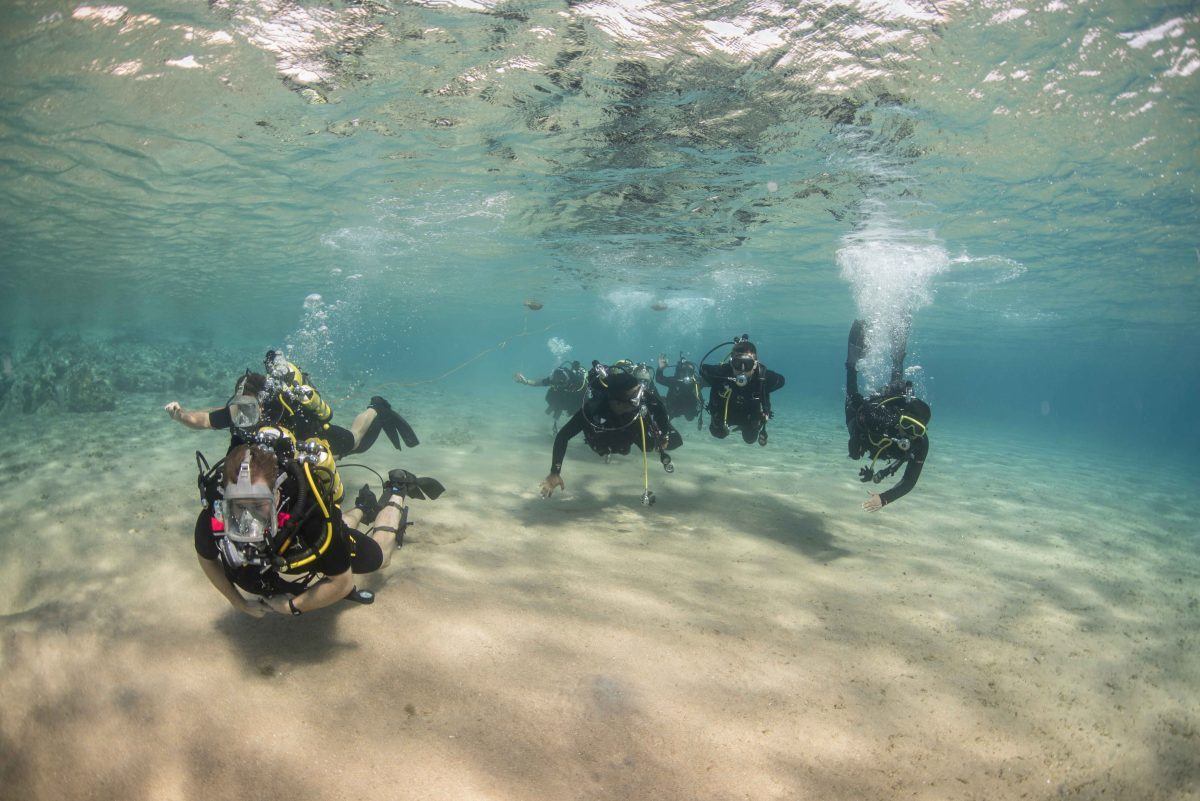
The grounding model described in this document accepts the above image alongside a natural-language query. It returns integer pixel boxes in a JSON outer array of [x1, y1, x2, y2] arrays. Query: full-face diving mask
[[220, 453, 278, 545], [226, 394, 262, 429]]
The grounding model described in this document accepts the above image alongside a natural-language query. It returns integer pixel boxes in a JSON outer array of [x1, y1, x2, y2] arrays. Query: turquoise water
[[1, 0, 1195, 464], [0, 2, 1198, 798]]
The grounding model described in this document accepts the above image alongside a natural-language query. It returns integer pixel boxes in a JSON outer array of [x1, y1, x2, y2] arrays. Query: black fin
[[416, 477, 445, 500], [390, 410, 420, 448], [847, 319, 866, 366]]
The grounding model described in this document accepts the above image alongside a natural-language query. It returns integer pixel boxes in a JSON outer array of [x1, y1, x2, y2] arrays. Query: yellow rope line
[[391, 314, 577, 388]]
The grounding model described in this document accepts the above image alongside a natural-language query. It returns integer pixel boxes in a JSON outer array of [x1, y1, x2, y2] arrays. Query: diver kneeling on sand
[[193, 432, 444, 618], [165, 349, 419, 457], [699, 335, 785, 445], [514, 360, 588, 433], [540, 366, 681, 506], [844, 319, 931, 512]]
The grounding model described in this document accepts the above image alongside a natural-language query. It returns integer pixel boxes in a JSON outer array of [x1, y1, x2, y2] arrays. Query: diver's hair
[[732, 341, 757, 355], [233, 372, 267, 396], [223, 444, 279, 486]]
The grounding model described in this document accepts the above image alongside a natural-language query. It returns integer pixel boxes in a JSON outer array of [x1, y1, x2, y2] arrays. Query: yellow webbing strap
[[638, 416, 650, 495]]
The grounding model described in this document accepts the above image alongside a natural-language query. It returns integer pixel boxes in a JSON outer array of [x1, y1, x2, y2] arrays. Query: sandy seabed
[[0, 391, 1197, 801]]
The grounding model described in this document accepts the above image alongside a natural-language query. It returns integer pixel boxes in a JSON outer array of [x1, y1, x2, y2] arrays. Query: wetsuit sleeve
[[699, 363, 724, 388], [881, 437, 928, 506], [208, 406, 233, 429], [764, 369, 785, 392], [846, 362, 859, 398], [535, 376, 552, 387], [194, 508, 219, 559], [655, 366, 669, 388], [550, 410, 586, 475]]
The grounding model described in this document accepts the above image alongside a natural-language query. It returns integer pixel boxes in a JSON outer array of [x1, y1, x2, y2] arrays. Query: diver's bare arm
[[165, 402, 217, 429], [293, 570, 355, 613], [197, 554, 258, 614]]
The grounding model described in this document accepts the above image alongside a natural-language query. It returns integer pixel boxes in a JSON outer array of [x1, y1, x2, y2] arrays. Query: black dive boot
[[354, 484, 379, 524]]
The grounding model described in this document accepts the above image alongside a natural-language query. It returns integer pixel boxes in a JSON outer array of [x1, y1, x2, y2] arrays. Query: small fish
[[523, 299, 544, 311], [650, 302, 668, 312]]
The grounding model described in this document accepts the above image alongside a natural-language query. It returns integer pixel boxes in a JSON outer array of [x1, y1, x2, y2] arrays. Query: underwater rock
[[523, 299, 544, 311], [0, 335, 241, 415], [650, 302, 668, 311], [63, 364, 116, 412]]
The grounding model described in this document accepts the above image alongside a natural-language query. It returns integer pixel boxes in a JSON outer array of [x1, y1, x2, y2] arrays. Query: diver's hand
[[862, 493, 884, 512], [262, 595, 295, 615], [514, 372, 530, 385], [164, 401, 184, 421], [540, 474, 564, 498], [658, 355, 668, 369]]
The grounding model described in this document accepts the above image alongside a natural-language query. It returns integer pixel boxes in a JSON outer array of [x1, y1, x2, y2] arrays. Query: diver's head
[[677, 359, 696, 379], [226, 371, 268, 429], [220, 444, 280, 546], [730, 341, 758, 383], [605, 372, 644, 414]]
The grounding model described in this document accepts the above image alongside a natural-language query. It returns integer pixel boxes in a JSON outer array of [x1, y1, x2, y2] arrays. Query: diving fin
[[382, 469, 445, 501], [847, 319, 866, 366], [370, 396, 420, 449]]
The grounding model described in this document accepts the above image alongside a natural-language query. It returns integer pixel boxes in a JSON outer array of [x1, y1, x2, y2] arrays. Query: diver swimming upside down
[[844, 319, 931, 511]]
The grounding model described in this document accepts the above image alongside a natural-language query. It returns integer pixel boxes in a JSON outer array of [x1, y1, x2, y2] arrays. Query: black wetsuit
[[845, 363, 928, 507], [700, 363, 785, 443], [655, 365, 703, 421], [529, 366, 588, 421], [549, 393, 681, 475]]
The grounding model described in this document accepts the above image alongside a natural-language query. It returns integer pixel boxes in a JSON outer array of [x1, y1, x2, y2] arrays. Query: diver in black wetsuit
[[540, 369, 681, 505], [655, 354, 704, 423], [700, 339, 785, 445], [165, 351, 418, 457], [844, 319, 931, 511], [514, 361, 588, 432]]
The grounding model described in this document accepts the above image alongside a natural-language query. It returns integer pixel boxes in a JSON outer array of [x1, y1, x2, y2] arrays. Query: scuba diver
[[514, 360, 588, 433], [540, 365, 682, 506], [699, 336, 785, 445], [844, 318, 931, 511], [655, 353, 704, 424], [193, 429, 444, 617], [165, 349, 418, 457]]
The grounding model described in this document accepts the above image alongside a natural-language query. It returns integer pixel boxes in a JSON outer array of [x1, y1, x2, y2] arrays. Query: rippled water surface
[[0, 0, 1196, 444]]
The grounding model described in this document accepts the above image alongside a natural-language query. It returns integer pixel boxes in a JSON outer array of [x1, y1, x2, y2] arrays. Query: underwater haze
[[0, 1, 1198, 800]]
